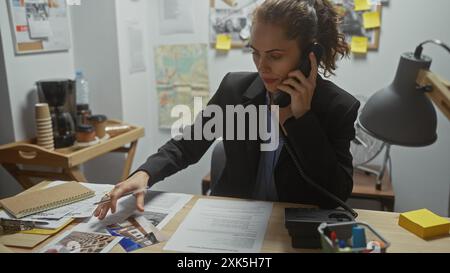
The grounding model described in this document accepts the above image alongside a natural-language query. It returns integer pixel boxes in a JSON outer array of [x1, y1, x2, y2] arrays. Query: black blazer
[[137, 72, 360, 208]]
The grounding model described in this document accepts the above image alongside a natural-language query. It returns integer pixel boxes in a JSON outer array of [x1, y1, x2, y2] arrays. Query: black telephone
[[273, 43, 324, 108]]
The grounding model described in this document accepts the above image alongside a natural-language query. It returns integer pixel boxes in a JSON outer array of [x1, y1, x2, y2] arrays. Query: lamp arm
[[414, 40, 450, 59], [417, 70, 450, 121]]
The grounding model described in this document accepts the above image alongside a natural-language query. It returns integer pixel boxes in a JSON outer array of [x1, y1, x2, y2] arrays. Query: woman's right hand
[[94, 171, 150, 220]]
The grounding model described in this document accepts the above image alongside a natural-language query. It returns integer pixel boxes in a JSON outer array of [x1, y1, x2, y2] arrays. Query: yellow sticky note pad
[[216, 34, 232, 51], [363, 11, 381, 29], [399, 209, 450, 240], [351, 36, 368, 54], [354, 0, 371, 11]]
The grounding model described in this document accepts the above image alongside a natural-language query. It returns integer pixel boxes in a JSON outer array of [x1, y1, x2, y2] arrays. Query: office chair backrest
[[210, 140, 226, 194]]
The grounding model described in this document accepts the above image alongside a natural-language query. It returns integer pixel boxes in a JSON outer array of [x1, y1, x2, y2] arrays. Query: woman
[[95, 0, 360, 220]]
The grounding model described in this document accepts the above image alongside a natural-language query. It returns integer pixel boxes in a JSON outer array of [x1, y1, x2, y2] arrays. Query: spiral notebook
[[0, 182, 95, 219]]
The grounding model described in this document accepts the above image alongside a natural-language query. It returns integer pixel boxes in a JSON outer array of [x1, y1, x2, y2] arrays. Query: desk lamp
[[358, 40, 450, 190]]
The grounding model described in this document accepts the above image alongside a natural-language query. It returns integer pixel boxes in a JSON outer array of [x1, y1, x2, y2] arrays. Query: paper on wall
[[158, 0, 195, 35]]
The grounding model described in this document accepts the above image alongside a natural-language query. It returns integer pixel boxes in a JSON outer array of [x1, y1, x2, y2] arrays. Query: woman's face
[[250, 21, 302, 93]]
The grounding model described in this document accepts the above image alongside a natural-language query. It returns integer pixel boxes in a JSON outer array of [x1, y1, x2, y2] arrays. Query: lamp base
[[356, 143, 392, 191]]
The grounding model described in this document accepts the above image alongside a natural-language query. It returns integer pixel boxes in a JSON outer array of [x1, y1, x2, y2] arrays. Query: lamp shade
[[359, 53, 438, 147]]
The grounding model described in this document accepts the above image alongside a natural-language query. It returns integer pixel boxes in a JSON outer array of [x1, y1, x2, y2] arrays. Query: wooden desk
[[0, 120, 145, 189], [202, 168, 396, 212], [3, 182, 450, 253]]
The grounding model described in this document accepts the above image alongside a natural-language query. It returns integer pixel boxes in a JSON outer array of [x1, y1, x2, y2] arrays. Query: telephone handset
[[273, 43, 324, 108]]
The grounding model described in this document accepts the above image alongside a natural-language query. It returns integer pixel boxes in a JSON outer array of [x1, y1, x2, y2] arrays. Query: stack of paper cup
[[35, 103, 55, 151]]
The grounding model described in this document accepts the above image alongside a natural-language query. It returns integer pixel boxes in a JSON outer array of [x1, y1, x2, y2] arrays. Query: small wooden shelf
[[0, 120, 145, 189]]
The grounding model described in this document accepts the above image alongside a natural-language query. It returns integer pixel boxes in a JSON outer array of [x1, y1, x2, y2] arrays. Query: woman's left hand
[[276, 52, 319, 124]]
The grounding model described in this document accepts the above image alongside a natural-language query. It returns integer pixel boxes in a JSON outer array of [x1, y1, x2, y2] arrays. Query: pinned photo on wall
[[209, 0, 264, 49], [334, 0, 382, 51], [25, 0, 53, 39], [7, 0, 71, 54]]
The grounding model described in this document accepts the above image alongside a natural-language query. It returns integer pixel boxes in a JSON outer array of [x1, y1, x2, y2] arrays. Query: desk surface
[[5, 193, 450, 253]]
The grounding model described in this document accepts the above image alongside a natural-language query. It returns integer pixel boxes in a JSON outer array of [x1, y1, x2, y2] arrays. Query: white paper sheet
[[0, 210, 72, 230], [163, 199, 273, 253], [74, 192, 193, 234], [144, 191, 193, 213], [28, 206, 72, 220], [158, 0, 195, 35], [27, 19, 52, 38], [127, 21, 146, 74], [38, 182, 114, 219]]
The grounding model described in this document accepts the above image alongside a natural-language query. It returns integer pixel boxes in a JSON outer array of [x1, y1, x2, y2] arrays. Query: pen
[[93, 187, 150, 206]]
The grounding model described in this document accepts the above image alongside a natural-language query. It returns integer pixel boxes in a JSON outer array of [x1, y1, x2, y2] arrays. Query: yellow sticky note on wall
[[351, 36, 368, 54], [399, 209, 450, 240], [363, 11, 381, 29], [354, 0, 371, 11], [216, 34, 232, 51]]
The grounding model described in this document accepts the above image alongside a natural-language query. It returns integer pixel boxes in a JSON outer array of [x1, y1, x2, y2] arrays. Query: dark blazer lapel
[[242, 75, 266, 188], [242, 75, 266, 106]]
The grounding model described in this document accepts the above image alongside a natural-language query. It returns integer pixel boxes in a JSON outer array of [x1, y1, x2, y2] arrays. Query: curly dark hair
[[253, 0, 349, 77]]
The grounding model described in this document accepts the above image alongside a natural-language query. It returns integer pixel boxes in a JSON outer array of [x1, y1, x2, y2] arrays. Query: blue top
[[253, 93, 286, 202]]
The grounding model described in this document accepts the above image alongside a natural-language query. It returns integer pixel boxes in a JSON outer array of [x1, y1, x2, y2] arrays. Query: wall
[[0, 28, 19, 198], [70, 0, 125, 183], [0, 0, 75, 198], [113, 0, 156, 186]]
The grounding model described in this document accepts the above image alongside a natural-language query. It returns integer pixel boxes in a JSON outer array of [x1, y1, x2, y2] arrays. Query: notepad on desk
[[399, 209, 450, 240], [0, 182, 95, 219]]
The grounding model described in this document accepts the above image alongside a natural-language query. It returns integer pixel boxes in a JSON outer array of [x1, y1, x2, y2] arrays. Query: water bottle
[[75, 70, 90, 106]]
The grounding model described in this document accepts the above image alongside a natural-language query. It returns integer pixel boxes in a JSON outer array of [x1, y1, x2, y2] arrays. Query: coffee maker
[[37, 79, 76, 148]]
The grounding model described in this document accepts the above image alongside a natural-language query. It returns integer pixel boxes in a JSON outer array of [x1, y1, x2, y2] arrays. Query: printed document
[[164, 199, 273, 253]]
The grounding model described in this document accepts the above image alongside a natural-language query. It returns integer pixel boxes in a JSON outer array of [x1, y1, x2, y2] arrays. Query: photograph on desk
[[106, 215, 167, 253], [139, 211, 169, 229], [39, 231, 122, 253]]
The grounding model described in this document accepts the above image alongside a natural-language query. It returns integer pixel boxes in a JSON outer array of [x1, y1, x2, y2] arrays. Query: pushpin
[[222, 0, 238, 7]]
